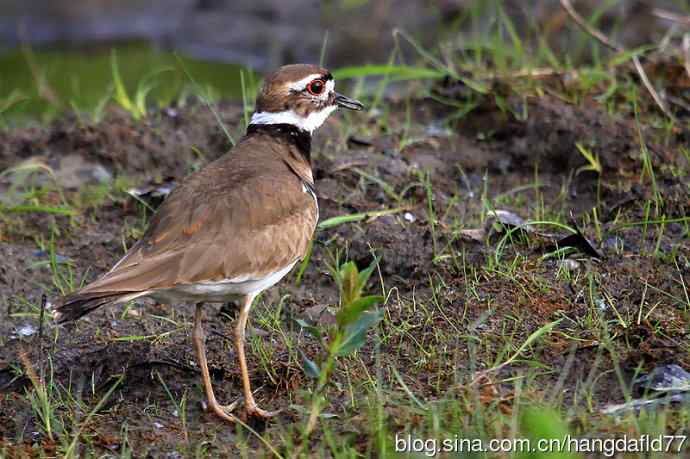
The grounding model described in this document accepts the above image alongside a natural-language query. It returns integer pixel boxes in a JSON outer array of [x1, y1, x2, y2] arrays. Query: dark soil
[[0, 93, 688, 457]]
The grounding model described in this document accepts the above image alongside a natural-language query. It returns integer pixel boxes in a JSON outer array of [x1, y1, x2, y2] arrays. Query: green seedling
[[111, 50, 173, 120], [575, 142, 602, 175], [518, 406, 578, 459], [63, 374, 124, 458], [296, 258, 384, 442], [175, 53, 236, 146], [111, 50, 142, 119], [19, 351, 61, 442]]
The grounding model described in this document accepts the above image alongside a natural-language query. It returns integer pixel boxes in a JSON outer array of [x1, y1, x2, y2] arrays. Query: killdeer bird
[[54, 64, 363, 422]]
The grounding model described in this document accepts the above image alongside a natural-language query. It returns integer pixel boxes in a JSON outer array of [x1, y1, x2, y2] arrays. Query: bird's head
[[250, 64, 363, 134]]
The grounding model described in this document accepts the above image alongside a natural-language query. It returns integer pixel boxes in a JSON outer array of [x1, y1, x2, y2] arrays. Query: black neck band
[[246, 123, 312, 162]]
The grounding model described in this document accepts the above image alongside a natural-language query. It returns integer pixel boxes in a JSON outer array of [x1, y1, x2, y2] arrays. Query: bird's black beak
[[335, 93, 364, 111]]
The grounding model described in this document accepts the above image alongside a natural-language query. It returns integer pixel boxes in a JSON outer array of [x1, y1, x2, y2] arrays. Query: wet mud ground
[[0, 88, 688, 457]]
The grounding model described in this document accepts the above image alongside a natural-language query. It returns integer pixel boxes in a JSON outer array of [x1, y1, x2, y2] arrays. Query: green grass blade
[[333, 65, 445, 81], [318, 207, 407, 230], [1, 204, 76, 216]]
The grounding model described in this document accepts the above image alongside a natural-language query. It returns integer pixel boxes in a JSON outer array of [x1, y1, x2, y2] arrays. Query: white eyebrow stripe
[[325, 79, 335, 93], [288, 74, 325, 91]]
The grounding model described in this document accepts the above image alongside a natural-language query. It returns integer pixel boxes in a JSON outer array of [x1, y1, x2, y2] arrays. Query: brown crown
[[255, 64, 333, 115]]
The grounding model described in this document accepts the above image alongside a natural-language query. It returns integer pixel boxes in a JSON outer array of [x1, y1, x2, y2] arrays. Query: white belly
[[149, 261, 297, 303]]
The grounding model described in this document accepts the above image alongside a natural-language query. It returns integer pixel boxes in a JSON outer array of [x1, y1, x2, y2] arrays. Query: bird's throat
[[249, 106, 337, 134]]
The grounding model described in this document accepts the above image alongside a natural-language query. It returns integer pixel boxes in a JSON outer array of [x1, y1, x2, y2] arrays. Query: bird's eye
[[306, 79, 325, 96]]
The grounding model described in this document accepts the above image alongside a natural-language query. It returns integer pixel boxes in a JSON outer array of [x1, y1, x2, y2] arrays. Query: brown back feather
[[66, 131, 317, 296]]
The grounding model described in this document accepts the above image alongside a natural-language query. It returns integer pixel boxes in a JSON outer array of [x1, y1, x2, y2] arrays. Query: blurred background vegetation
[[1, 0, 688, 122]]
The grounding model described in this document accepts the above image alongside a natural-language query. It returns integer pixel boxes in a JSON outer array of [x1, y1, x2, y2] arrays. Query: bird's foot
[[205, 398, 241, 423], [244, 402, 282, 420], [220, 399, 241, 415], [205, 396, 281, 422]]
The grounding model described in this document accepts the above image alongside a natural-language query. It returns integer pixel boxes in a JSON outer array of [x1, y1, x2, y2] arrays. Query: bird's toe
[[245, 404, 282, 420]]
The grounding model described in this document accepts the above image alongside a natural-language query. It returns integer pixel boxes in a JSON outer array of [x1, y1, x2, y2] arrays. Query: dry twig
[[560, 0, 676, 122], [683, 33, 690, 77], [37, 294, 47, 345], [560, 0, 621, 52], [652, 8, 690, 27]]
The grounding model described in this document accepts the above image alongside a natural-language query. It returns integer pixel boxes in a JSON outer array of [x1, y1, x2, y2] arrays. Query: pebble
[[558, 259, 581, 271], [603, 236, 625, 252], [16, 324, 37, 337], [595, 298, 608, 311]]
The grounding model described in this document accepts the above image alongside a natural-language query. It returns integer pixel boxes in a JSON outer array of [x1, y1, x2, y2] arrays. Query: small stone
[[558, 259, 581, 271], [595, 298, 608, 311], [604, 236, 625, 252], [459, 228, 485, 242], [91, 165, 113, 184], [425, 123, 453, 137], [16, 324, 36, 337]]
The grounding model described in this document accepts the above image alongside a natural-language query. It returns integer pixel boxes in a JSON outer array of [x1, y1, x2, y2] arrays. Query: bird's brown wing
[[78, 152, 317, 295]]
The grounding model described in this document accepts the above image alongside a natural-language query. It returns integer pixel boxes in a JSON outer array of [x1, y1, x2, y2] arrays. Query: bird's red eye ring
[[306, 79, 325, 96]]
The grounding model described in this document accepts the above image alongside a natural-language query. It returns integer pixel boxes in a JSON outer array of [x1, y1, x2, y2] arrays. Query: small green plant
[[46, 224, 77, 295], [575, 142, 602, 175], [175, 54, 236, 146], [18, 350, 62, 443], [63, 373, 124, 458], [156, 371, 189, 445], [296, 258, 384, 442], [0, 89, 28, 119], [518, 406, 578, 459], [111, 50, 141, 119], [111, 50, 169, 120]]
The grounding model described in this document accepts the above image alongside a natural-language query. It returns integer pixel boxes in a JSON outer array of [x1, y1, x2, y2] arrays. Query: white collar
[[249, 105, 337, 134]]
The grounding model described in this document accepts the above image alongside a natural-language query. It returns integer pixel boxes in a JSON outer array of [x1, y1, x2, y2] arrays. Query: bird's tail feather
[[53, 290, 145, 323]]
